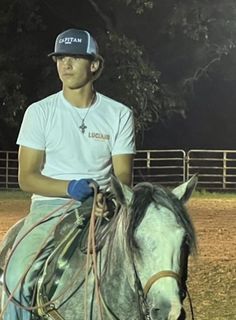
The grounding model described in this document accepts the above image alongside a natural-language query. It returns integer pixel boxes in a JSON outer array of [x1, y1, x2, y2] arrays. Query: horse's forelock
[[102, 184, 154, 272], [129, 182, 155, 228]]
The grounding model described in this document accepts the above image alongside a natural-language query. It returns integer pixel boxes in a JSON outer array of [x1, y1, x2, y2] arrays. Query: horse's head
[[110, 175, 197, 320]]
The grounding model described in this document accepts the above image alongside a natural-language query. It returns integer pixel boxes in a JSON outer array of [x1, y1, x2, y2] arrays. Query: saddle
[[35, 194, 117, 319]]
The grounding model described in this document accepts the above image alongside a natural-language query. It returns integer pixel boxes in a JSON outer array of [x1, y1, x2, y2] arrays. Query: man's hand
[[67, 179, 95, 202]]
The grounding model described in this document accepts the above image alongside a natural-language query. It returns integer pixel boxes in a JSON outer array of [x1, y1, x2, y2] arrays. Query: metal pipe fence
[[0, 151, 19, 189], [186, 149, 236, 190], [1, 149, 236, 190], [134, 150, 186, 186]]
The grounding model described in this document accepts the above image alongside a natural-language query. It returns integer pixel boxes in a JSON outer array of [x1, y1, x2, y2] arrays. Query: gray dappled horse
[[0, 175, 197, 320]]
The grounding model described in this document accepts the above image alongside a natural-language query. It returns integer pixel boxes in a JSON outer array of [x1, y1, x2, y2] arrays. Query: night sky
[[143, 77, 236, 150]]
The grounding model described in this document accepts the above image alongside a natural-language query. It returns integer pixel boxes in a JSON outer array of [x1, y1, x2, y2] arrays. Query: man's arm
[[18, 146, 69, 196], [112, 154, 134, 187], [94, 154, 134, 216]]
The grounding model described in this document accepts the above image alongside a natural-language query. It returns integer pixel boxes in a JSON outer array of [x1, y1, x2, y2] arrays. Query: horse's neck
[[98, 233, 143, 319]]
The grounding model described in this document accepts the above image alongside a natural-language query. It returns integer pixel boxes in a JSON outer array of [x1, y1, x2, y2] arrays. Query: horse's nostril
[[150, 307, 160, 318], [150, 300, 171, 319]]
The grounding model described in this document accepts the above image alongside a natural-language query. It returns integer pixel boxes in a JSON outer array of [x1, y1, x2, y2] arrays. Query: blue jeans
[[2, 199, 81, 320]]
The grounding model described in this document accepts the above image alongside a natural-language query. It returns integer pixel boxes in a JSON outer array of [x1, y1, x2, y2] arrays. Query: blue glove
[[67, 179, 95, 202]]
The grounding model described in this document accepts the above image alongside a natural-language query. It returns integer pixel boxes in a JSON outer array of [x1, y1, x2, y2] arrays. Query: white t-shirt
[[17, 91, 136, 200]]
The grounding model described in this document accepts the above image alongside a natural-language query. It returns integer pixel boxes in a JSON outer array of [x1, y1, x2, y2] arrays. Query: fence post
[[147, 151, 151, 168], [186, 150, 190, 182], [223, 151, 227, 190], [6, 151, 9, 189]]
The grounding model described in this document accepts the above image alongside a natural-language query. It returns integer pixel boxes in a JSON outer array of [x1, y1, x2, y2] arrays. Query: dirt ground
[[0, 197, 235, 319]]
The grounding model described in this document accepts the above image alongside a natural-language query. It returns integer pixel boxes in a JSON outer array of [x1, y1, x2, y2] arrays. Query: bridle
[[143, 270, 180, 297], [134, 267, 195, 320], [133, 265, 181, 320]]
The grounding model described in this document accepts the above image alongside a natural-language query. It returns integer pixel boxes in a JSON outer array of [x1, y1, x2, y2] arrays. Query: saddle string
[[0, 199, 76, 317]]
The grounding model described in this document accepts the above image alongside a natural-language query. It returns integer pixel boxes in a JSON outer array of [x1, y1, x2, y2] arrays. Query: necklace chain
[[78, 93, 95, 134]]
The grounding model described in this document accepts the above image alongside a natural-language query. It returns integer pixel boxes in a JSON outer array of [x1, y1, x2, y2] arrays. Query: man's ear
[[90, 59, 100, 73]]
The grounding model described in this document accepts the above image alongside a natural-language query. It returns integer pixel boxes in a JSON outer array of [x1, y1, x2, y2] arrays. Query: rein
[[0, 200, 76, 318], [37, 182, 106, 320], [84, 183, 104, 320]]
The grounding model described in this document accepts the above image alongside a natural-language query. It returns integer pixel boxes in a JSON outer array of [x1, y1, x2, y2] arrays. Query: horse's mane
[[104, 182, 197, 273]]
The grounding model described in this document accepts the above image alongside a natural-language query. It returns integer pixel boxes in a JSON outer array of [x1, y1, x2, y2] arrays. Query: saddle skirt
[[36, 195, 117, 318]]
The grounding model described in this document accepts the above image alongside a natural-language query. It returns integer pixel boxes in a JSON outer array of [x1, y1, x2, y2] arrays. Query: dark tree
[[1, 0, 236, 148]]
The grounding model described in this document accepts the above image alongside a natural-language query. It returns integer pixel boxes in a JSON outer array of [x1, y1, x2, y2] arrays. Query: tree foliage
[[1, 0, 236, 148], [97, 32, 162, 132], [0, 0, 48, 148], [159, 0, 236, 91], [117, 0, 154, 14]]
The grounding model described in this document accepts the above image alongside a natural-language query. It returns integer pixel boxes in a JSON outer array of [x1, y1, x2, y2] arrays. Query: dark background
[[1, 0, 236, 151], [144, 79, 236, 150]]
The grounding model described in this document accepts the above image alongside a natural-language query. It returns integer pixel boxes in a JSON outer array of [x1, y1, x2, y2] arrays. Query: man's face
[[54, 55, 94, 90]]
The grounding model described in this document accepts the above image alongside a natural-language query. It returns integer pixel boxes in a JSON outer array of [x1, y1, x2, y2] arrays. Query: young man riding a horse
[[2, 28, 135, 320]]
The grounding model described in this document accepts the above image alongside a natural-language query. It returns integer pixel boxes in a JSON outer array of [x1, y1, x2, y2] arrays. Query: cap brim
[[48, 52, 98, 58], [48, 52, 56, 57]]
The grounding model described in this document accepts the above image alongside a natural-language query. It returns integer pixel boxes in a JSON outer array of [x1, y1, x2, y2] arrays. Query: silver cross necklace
[[78, 93, 96, 134]]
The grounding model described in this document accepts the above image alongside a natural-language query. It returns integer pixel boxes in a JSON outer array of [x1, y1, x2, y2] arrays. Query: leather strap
[[143, 270, 180, 297]]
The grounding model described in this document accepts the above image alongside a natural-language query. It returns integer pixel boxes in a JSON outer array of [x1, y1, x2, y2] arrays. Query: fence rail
[[186, 149, 236, 190], [1, 149, 236, 191], [0, 151, 19, 189], [134, 150, 186, 186]]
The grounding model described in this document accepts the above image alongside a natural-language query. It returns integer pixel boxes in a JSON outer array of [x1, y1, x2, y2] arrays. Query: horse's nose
[[150, 302, 184, 320], [150, 300, 171, 319]]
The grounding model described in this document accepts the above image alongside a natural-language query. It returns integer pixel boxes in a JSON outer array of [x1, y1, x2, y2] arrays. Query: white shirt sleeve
[[112, 108, 136, 156], [16, 104, 46, 150]]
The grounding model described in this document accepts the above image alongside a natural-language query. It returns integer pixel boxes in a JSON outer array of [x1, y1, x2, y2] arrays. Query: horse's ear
[[172, 174, 198, 203], [110, 175, 133, 205]]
